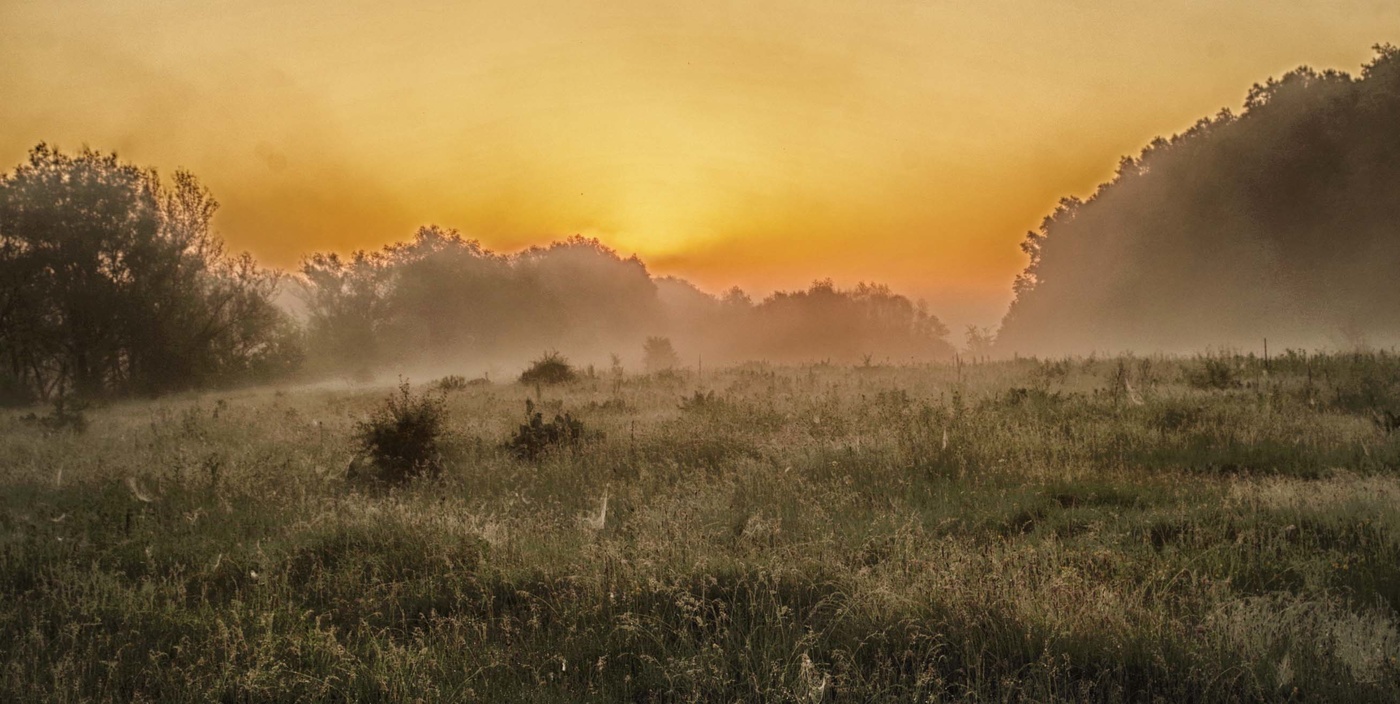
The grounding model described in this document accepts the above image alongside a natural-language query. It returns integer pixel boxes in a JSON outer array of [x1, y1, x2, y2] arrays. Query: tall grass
[[4, 351, 1400, 701]]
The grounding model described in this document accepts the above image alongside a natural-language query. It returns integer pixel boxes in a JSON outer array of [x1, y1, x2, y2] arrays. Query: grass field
[[4, 351, 1400, 702]]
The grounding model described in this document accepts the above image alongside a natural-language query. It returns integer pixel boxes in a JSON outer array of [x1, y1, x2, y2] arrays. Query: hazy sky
[[1, 0, 1395, 326]]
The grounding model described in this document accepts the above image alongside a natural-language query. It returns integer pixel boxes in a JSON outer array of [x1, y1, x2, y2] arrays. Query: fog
[[11, 43, 1400, 396], [996, 46, 1400, 357], [302, 43, 1400, 380], [296, 228, 955, 382]]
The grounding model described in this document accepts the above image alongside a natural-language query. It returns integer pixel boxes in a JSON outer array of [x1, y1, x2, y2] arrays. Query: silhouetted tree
[[719, 280, 953, 363], [300, 229, 664, 372], [0, 144, 299, 401], [999, 45, 1400, 354], [643, 336, 680, 372], [964, 326, 995, 358], [301, 227, 957, 373]]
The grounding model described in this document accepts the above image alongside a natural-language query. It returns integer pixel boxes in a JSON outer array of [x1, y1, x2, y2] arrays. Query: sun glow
[[1, 0, 1394, 326]]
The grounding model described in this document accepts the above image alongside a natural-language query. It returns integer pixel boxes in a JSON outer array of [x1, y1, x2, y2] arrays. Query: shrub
[[1330, 368, 1400, 417], [351, 380, 446, 484], [519, 351, 576, 386], [505, 399, 586, 461], [678, 389, 718, 412], [1375, 410, 1400, 435], [1186, 357, 1240, 390], [435, 375, 468, 392], [19, 395, 89, 433]]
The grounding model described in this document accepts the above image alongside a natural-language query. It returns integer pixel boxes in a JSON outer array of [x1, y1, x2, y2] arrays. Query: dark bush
[[520, 351, 576, 386], [678, 390, 719, 412], [1329, 368, 1400, 418], [351, 380, 446, 483], [1374, 410, 1400, 435], [19, 395, 89, 433], [435, 375, 468, 392], [0, 145, 301, 398], [1185, 357, 1240, 390], [644, 336, 680, 372], [505, 399, 587, 461]]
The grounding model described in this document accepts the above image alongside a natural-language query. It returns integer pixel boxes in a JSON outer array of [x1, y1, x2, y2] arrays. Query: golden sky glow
[[1, 1, 1396, 325]]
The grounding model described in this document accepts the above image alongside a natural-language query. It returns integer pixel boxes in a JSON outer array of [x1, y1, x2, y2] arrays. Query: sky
[[1, 0, 1395, 328]]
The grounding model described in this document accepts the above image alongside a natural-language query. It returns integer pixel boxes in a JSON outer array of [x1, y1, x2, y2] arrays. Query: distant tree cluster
[[300, 231, 955, 374], [299, 229, 663, 374], [998, 45, 1400, 355], [0, 143, 956, 404], [752, 280, 952, 362], [655, 278, 954, 365], [0, 145, 300, 403]]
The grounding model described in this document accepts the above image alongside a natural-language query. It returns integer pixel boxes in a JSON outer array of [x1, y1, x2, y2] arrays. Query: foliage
[[503, 398, 586, 461], [1186, 356, 1242, 390], [729, 280, 955, 363], [18, 395, 89, 433], [1000, 45, 1400, 355], [678, 389, 719, 412], [964, 325, 996, 358], [300, 230, 957, 374], [300, 229, 662, 373], [351, 380, 446, 483], [434, 374, 468, 392], [519, 351, 576, 386], [643, 335, 680, 372], [0, 144, 300, 399]]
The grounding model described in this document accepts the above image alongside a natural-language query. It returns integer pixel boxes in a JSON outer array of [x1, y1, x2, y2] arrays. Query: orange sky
[[1, 1, 1395, 327]]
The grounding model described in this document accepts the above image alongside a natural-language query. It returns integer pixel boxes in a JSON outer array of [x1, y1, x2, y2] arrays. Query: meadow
[[3, 351, 1400, 702]]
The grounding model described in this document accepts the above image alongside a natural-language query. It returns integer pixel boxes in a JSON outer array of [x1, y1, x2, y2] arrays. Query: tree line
[[997, 44, 1400, 355], [0, 145, 954, 403], [300, 226, 955, 377], [0, 145, 300, 403]]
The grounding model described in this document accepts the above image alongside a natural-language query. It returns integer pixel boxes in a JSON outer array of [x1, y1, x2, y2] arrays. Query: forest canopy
[[997, 45, 1400, 355]]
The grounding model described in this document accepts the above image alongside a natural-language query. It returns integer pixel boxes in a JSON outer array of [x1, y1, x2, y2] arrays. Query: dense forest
[[997, 45, 1400, 355]]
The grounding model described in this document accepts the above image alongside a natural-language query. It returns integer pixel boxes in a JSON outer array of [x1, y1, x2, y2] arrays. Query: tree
[[964, 326, 996, 359], [0, 144, 299, 401], [643, 336, 680, 372], [998, 45, 1400, 355], [299, 229, 666, 374], [728, 280, 954, 363], [300, 249, 396, 374]]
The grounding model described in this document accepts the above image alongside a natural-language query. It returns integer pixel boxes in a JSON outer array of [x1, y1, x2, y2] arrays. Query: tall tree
[[0, 144, 299, 401], [998, 45, 1400, 355]]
